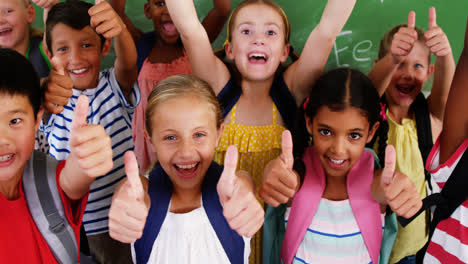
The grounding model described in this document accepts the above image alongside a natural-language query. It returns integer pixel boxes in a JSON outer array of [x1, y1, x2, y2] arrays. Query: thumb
[[428, 7, 437, 29], [51, 57, 66, 76], [407, 11, 416, 29], [381, 145, 396, 185], [71, 95, 89, 132], [95, 0, 104, 4], [281, 130, 294, 169], [124, 151, 144, 199], [219, 145, 238, 198]]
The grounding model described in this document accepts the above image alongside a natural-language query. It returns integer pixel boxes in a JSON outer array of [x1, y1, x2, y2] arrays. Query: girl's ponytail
[[292, 98, 311, 183]]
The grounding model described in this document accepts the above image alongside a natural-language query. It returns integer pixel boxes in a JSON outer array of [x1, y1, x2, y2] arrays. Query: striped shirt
[[425, 137, 468, 264], [284, 198, 385, 264], [40, 68, 140, 235]]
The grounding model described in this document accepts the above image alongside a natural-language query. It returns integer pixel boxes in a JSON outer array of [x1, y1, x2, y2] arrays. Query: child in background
[[109, 0, 231, 173], [166, 0, 356, 262], [0, 48, 113, 263], [269, 68, 421, 264], [41, 0, 140, 262], [368, 8, 455, 264], [108, 74, 264, 263]]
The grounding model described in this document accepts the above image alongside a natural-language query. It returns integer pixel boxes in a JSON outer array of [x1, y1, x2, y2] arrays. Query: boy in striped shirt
[[40, 0, 140, 262]]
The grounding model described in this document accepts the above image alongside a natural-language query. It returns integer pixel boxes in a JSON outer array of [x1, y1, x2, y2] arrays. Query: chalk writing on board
[[332, 30, 373, 67]]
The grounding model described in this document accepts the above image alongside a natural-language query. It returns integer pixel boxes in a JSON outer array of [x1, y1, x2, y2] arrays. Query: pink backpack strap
[[347, 150, 382, 264], [281, 147, 325, 264]]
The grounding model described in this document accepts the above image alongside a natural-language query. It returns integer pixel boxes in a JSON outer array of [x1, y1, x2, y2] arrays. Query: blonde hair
[[145, 74, 223, 136], [378, 24, 431, 63]]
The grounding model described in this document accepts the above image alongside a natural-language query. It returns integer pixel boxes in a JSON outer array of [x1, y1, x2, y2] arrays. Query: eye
[[241, 29, 251, 35], [82, 43, 92, 48], [164, 135, 176, 141], [194, 132, 206, 138], [349, 132, 362, 140], [56, 46, 68, 53], [318, 129, 331, 136], [9, 118, 22, 126], [266, 30, 276, 36], [155, 1, 165, 6], [414, 63, 423, 69]]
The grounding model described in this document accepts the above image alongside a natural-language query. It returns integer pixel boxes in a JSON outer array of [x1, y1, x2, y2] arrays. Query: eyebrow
[[8, 109, 28, 115], [317, 123, 365, 132], [238, 22, 281, 28]]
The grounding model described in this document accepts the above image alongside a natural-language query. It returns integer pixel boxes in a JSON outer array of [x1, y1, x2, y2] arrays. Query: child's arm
[[166, 0, 230, 93], [108, 0, 144, 43], [368, 12, 417, 97], [439, 18, 468, 163], [425, 8, 456, 122], [59, 95, 114, 200], [109, 151, 150, 243], [260, 130, 300, 207], [284, 0, 356, 104], [42, 58, 74, 115], [218, 146, 264, 237], [200, 0, 231, 43], [371, 146, 422, 218], [89, 0, 138, 101]]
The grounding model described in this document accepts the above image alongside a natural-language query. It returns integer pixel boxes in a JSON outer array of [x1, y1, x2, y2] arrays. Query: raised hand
[[31, 0, 59, 9], [259, 130, 299, 207], [390, 11, 418, 64], [378, 145, 422, 218], [424, 7, 452, 57], [44, 57, 73, 114], [68, 95, 113, 178], [109, 151, 150, 243], [217, 146, 264, 237], [89, 0, 125, 39]]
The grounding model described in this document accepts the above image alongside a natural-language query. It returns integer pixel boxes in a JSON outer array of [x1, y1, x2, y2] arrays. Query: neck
[[387, 104, 411, 124], [241, 77, 274, 99], [323, 175, 348, 201], [170, 184, 202, 213], [0, 171, 23, 200]]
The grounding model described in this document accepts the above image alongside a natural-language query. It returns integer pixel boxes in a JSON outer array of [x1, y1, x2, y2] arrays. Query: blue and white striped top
[[285, 198, 385, 264], [40, 68, 140, 235]]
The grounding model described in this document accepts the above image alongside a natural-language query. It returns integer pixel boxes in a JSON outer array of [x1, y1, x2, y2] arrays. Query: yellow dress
[[214, 103, 286, 264], [376, 112, 428, 263]]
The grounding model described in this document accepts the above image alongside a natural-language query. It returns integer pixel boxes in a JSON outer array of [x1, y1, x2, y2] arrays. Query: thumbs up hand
[[390, 11, 418, 64], [109, 151, 150, 243], [44, 57, 73, 114], [260, 130, 300, 207], [424, 7, 452, 57], [373, 145, 422, 218], [217, 146, 264, 238], [88, 0, 125, 39]]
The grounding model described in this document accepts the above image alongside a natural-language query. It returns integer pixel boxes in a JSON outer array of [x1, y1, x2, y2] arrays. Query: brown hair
[[378, 24, 431, 63], [145, 74, 223, 136]]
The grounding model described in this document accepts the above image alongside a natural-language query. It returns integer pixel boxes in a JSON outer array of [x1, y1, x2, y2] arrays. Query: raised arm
[[368, 11, 417, 97], [425, 7, 455, 121], [109, 0, 144, 43], [166, 0, 230, 93], [201, 0, 231, 43], [283, 0, 356, 104], [89, 0, 138, 101], [439, 18, 468, 163]]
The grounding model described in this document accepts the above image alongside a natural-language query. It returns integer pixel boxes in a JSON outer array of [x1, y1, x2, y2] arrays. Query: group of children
[[0, 0, 466, 263]]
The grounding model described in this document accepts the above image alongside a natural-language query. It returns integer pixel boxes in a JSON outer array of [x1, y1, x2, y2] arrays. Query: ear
[[34, 108, 44, 132], [44, 43, 53, 60], [26, 4, 36, 24], [426, 64, 435, 80], [280, 43, 290, 63], [366, 121, 380, 144], [101, 39, 112, 57], [305, 115, 313, 135], [225, 42, 235, 60], [144, 2, 152, 19], [216, 122, 225, 146]]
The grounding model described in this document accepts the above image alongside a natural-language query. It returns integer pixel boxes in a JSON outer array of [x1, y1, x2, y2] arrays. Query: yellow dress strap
[[230, 104, 237, 124], [272, 104, 278, 125]]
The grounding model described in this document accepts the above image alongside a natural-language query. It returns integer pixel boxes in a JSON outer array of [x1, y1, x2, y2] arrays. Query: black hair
[[0, 48, 42, 118], [293, 68, 382, 179], [46, 0, 106, 54]]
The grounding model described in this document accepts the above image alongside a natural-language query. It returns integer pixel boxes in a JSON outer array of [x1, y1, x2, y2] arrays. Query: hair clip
[[303, 97, 310, 110], [379, 102, 387, 121]]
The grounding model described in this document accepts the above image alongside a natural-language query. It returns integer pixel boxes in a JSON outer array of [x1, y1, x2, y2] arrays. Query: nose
[[252, 32, 265, 46], [400, 64, 415, 81], [68, 47, 82, 65], [330, 136, 346, 156], [0, 126, 12, 148], [178, 138, 195, 158]]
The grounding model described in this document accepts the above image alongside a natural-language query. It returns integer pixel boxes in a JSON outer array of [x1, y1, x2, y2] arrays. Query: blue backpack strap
[[202, 162, 245, 264], [134, 166, 172, 264], [270, 71, 297, 130], [23, 151, 78, 264], [217, 63, 242, 118], [27, 36, 51, 78], [136, 32, 156, 73]]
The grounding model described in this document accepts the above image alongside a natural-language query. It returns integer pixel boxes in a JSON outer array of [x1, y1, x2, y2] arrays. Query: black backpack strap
[[136, 32, 156, 73], [24, 151, 78, 263], [28, 36, 51, 79]]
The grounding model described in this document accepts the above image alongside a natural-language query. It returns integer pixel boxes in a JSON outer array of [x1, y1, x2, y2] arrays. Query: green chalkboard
[[33, 0, 467, 80]]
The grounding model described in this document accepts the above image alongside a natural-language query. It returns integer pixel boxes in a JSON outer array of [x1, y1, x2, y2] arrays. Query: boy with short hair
[[0, 47, 113, 263], [42, 0, 140, 262]]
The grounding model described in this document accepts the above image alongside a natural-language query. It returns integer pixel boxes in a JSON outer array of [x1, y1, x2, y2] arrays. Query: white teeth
[[71, 68, 87, 74], [0, 154, 13, 162], [176, 163, 197, 169], [0, 29, 11, 34], [249, 53, 266, 59], [330, 158, 344, 164]]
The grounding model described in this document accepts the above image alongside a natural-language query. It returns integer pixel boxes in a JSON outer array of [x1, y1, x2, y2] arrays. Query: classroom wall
[[34, 0, 468, 89]]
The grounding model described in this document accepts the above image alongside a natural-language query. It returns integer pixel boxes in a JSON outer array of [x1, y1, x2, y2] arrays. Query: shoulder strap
[[270, 70, 297, 130], [136, 32, 156, 73], [412, 93, 434, 191], [23, 151, 78, 264], [217, 63, 242, 118], [28, 36, 51, 79], [202, 162, 245, 264]]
